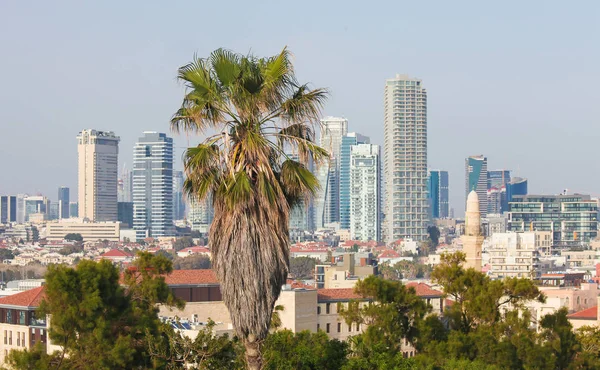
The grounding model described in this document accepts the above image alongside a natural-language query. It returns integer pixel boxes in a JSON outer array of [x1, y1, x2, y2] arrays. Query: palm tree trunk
[[244, 334, 262, 370]]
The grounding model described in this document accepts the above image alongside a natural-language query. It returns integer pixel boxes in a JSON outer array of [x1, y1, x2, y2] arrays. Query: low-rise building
[[46, 219, 122, 242], [487, 231, 552, 279]]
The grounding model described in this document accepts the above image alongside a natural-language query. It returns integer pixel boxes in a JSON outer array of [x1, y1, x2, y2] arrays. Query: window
[[9, 331, 12, 345], [326, 324, 330, 333], [3, 330, 6, 345], [317, 306, 321, 315], [348, 325, 352, 332], [6, 310, 12, 324], [16, 332, 20, 347], [337, 323, 341, 332], [22, 332, 25, 347], [326, 303, 330, 314], [357, 323, 361, 331], [19, 311, 25, 325]]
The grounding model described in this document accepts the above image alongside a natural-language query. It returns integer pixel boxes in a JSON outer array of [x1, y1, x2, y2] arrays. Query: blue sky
[[1, 0, 599, 214]]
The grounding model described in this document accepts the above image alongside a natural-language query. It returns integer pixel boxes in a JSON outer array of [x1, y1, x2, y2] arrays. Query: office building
[[507, 177, 528, 203], [313, 165, 329, 229], [132, 132, 175, 240], [58, 186, 70, 219], [118, 166, 133, 203], [488, 231, 553, 279], [487, 186, 506, 215], [488, 170, 511, 189], [188, 195, 213, 234], [383, 74, 428, 242], [173, 170, 186, 220], [48, 203, 59, 220], [46, 219, 122, 242], [350, 144, 381, 241], [465, 155, 488, 217], [339, 133, 370, 230], [508, 194, 598, 247], [463, 191, 483, 271], [77, 129, 120, 221], [23, 196, 49, 222], [69, 202, 79, 218], [427, 170, 449, 219], [118, 202, 134, 228], [0, 196, 17, 224], [318, 117, 348, 226]]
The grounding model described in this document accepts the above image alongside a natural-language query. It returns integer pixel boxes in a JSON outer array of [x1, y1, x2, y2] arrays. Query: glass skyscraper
[[132, 132, 174, 240], [383, 75, 428, 242], [58, 186, 70, 219], [427, 170, 449, 219], [465, 155, 488, 217], [173, 170, 186, 220], [339, 133, 370, 230], [507, 177, 528, 203]]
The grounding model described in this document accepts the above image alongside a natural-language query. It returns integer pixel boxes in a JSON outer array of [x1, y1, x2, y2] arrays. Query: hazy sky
[[1, 1, 599, 214]]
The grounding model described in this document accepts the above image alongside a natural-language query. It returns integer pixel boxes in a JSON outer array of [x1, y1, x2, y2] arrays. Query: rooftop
[[568, 306, 597, 320], [163, 269, 218, 285], [0, 286, 45, 308], [317, 288, 363, 302]]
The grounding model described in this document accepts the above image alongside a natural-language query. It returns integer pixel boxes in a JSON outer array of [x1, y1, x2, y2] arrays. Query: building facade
[[465, 155, 488, 217], [0, 196, 17, 224], [383, 75, 428, 242], [508, 195, 598, 247], [58, 186, 70, 219], [427, 170, 449, 219], [349, 144, 381, 241], [488, 231, 553, 279], [77, 129, 120, 221], [173, 170, 186, 221], [132, 132, 175, 240], [45, 219, 122, 242], [117, 202, 134, 228], [339, 133, 370, 230], [188, 195, 213, 234], [507, 177, 528, 203]]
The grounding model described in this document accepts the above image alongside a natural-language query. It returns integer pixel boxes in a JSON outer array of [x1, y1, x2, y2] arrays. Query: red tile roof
[[568, 306, 598, 320], [406, 282, 444, 297], [0, 286, 45, 308], [163, 269, 218, 285], [317, 288, 364, 302], [378, 249, 401, 259], [179, 246, 210, 254], [286, 279, 315, 290], [101, 249, 132, 258]]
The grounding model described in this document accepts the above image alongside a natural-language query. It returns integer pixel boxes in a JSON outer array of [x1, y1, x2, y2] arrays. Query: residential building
[[463, 190, 483, 271], [132, 132, 175, 240], [383, 74, 428, 242], [427, 170, 449, 219], [117, 202, 134, 228], [318, 117, 348, 226], [0, 196, 17, 224], [340, 133, 370, 230], [561, 250, 598, 270], [487, 231, 553, 279], [314, 253, 376, 289], [506, 177, 528, 203], [188, 195, 213, 234], [465, 155, 488, 217], [173, 170, 186, 221], [349, 144, 381, 241], [0, 287, 47, 364], [508, 194, 598, 247], [77, 129, 120, 221], [46, 219, 122, 242], [485, 213, 508, 236], [57, 186, 70, 219]]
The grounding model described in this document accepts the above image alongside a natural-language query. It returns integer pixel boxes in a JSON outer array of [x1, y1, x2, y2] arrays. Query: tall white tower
[[383, 75, 428, 242], [350, 144, 381, 241], [463, 190, 483, 271], [77, 129, 120, 221]]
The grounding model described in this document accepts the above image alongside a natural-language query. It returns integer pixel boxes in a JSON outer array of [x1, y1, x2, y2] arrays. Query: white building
[[132, 132, 175, 240], [383, 75, 428, 243], [350, 144, 381, 241], [46, 218, 122, 242], [188, 195, 213, 234], [77, 129, 120, 221], [488, 231, 553, 279]]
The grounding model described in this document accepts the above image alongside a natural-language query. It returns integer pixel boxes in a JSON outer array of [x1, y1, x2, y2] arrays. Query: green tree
[[289, 256, 319, 279], [172, 47, 327, 369], [427, 225, 441, 247], [57, 244, 84, 256], [172, 254, 211, 269], [64, 233, 83, 242], [173, 236, 195, 252], [0, 248, 15, 261], [262, 330, 347, 370], [31, 226, 39, 242], [540, 308, 580, 370]]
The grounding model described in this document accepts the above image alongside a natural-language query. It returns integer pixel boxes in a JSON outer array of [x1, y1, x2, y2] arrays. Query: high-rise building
[[487, 170, 510, 214], [318, 117, 348, 226], [487, 231, 553, 279], [58, 186, 70, 219], [383, 74, 428, 242], [313, 165, 329, 229], [118, 165, 132, 203], [339, 133, 370, 230], [173, 170, 186, 220], [188, 195, 213, 234], [507, 177, 528, 203], [23, 196, 49, 222], [465, 155, 488, 217], [487, 170, 511, 189], [350, 144, 381, 241], [118, 202, 134, 228], [69, 202, 79, 218], [132, 132, 175, 240], [77, 129, 120, 221], [48, 203, 59, 220], [0, 196, 17, 224], [427, 170, 449, 219], [508, 194, 598, 247]]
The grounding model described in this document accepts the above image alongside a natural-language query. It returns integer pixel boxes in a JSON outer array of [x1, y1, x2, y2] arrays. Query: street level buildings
[[77, 129, 120, 221], [132, 132, 175, 240], [383, 74, 428, 242]]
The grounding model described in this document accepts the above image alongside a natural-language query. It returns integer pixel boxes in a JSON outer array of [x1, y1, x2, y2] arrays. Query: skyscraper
[[58, 186, 70, 219], [173, 170, 186, 220], [132, 132, 175, 240], [69, 202, 79, 218], [118, 165, 132, 203], [427, 170, 449, 219], [77, 129, 120, 221], [506, 177, 528, 203], [488, 170, 511, 189], [0, 196, 17, 224], [350, 144, 381, 241], [317, 117, 348, 226], [383, 74, 428, 242], [188, 195, 213, 234], [487, 169, 511, 214], [465, 155, 488, 217], [340, 132, 370, 230]]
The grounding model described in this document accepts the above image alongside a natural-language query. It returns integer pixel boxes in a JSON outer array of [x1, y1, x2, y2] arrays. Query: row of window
[[3, 330, 26, 347], [317, 322, 361, 334]]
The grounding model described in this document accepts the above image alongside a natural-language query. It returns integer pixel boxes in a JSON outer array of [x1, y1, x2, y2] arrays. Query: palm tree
[[171, 47, 328, 369]]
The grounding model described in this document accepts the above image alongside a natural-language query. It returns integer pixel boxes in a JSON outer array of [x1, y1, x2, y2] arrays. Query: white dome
[[466, 190, 479, 213]]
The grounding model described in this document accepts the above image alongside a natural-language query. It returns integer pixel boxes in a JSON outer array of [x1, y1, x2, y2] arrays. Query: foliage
[[64, 233, 83, 242], [57, 243, 83, 256], [3, 343, 54, 370], [31, 226, 39, 242], [289, 256, 319, 279], [380, 260, 432, 280], [0, 248, 15, 261], [172, 47, 327, 369], [427, 226, 441, 247], [173, 236, 195, 252], [262, 330, 348, 370], [172, 254, 212, 270]]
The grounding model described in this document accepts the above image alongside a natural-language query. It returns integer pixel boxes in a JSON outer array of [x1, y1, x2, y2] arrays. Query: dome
[[466, 190, 480, 213]]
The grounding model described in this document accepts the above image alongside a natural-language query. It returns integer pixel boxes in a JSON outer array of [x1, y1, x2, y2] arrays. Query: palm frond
[[280, 84, 329, 124]]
